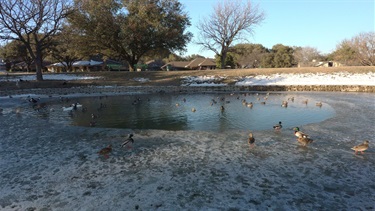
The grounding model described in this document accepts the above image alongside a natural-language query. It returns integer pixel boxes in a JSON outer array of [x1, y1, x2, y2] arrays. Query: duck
[[98, 145, 112, 158], [220, 106, 225, 111], [351, 140, 369, 155], [316, 102, 323, 107], [273, 121, 282, 130], [191, 107, 196, 112], [281, 101, 288, 107], [297, 137, 314, 147], [293, 127, 309, 138], [28, 97, 39, 103], [62, 106, 74, 111], [247, 102, 253, 108], [0, 107, 3, 114], [121, 134, 134, 148], [302, 99, 308, 105], [248, 132, 255, 148]]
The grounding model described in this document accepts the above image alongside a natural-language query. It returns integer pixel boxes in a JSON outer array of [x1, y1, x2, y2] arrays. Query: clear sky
[[179, 0, 375, 58]]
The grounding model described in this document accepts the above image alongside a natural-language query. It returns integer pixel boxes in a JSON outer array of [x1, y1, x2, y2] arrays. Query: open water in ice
[[0, 91, 374, 210], [6, 92, 335, 132]]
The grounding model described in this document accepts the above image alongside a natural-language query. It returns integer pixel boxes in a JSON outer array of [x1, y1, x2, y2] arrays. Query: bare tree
[[293, 46, 322, 67], [0, 0, 72, 80], [196, 0, 265, 69], [351, 32, 375, 66]]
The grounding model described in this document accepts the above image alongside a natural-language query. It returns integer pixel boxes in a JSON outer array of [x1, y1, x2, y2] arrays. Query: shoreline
[[1, 85, 375, 98]]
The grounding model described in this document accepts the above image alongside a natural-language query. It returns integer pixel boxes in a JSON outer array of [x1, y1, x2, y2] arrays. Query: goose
[[121, 134, 134, 148], [351, 140, 369, 155], [297, 137, 314, 147], [98, 145, 112, 158]]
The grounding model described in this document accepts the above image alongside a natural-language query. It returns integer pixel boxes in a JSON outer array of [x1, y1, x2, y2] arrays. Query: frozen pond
[[11, 93, 335, 132], [0, 92, 374, 210]]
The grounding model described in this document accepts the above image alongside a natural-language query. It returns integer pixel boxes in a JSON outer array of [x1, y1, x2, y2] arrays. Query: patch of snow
[[132, 77, 150, 83], [181, 75, 227, 86], [0, 74, 102, 81], [235, 72, 375, 86]]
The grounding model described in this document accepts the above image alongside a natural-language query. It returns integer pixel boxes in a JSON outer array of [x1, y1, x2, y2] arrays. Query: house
[[314, 61, 343, 67], [161, 61, 190, 71], [185, 58, 216, 70], [161, 58, 217, 71], [47, 60, 104, 72], [12, 61, 52, 72], [145, 59, 164, 71]]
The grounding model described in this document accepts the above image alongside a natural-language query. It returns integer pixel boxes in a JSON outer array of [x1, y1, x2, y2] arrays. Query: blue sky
[[179, 0, 374, 58]]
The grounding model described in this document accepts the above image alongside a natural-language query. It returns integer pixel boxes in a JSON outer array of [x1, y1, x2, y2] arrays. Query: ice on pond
[[0, 92, 374, 210]]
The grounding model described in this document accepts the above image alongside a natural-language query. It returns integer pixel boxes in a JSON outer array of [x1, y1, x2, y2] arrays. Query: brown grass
[[1, 66, 374, 90]]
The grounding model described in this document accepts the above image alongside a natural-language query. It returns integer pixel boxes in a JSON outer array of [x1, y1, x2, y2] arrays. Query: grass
[[0, 66, 374, 90]]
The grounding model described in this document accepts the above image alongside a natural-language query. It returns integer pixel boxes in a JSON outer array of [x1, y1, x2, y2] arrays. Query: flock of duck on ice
[[0, 92, 370, 159]]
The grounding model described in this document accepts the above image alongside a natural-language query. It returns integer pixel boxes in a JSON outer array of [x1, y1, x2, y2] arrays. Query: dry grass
[[0, 66, 374, 90]]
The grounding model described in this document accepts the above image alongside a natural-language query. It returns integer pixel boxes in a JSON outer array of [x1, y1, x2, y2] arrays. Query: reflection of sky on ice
[[0, 92, 374, 210], [24, 93, 334, 132]]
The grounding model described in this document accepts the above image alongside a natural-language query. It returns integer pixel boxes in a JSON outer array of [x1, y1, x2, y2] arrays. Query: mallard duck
[[260, 101, 266, 105], [176, 103, 180, 107], [247, 102, 253, 108], [281, 101, 288, 107], [297, 137, 314, 146], [220, 106, 225, 111], [273, 121, 282, 130], [191, 107, 196, 112], [248, 132, 255, 148], [293, 127, 309, 138], [98, 145, 112, 158], [351, 140, 369, 155], [121, 134, 134, 148], [316, 102, 323, 107]]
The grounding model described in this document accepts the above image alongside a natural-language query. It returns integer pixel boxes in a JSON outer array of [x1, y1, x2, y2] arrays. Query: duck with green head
[[293, 127, 309, 138]]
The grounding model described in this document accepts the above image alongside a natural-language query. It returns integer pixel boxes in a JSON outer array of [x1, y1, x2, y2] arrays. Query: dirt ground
[[0, 66, 374, 91]]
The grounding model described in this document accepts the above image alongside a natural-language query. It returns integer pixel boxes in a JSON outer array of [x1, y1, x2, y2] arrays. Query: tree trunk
[[220, 51, 227, 69], [35, 57, 44, 81]]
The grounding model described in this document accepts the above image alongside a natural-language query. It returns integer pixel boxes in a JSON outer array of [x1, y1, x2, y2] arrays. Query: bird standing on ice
[[248, 132, 255, 148], [98, 145, 112, 158], [121, 134, 134, 149], [351, 140, 369, 155]]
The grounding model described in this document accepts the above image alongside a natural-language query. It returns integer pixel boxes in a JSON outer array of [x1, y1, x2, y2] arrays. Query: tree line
[[0, 0, 373, 81]]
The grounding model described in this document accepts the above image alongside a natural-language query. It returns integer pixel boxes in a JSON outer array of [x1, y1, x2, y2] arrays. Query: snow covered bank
[[235, 72, 375, 86], [0, 74, 102, 81]]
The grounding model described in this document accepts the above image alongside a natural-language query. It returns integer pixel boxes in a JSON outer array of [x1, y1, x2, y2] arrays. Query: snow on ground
[[0, 74, 101, 81], [0, 71, 374, 86], [181, 75, 227, 86], [181, 72, 375, 86], [235, 72, 375, 86]]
